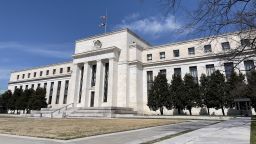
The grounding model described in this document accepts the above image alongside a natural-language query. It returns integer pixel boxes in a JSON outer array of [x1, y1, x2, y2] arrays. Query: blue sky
[[0, 0, 199, 91]]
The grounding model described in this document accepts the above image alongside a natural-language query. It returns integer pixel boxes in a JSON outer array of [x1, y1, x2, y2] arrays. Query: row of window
[[15, 80, 70, 105], [147, 39, 251, 61], [16, 67, 71, 80], [147, 60, 255, 91]]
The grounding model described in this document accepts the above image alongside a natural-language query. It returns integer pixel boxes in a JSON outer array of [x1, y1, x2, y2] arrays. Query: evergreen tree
[[208, 70, 227, 116], [183, 74, 199, 115], [171, 74, 186, 115], [28, 88, 47, 110], [147, 73, 169, 115], [0, 90, 12, 113], [9, 88, 23, 114], [17, 88, 35, 113], [247, 70, 256, 112]]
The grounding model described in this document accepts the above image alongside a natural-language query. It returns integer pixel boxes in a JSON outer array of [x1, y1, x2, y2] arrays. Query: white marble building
[[8, 29, 255, 116]]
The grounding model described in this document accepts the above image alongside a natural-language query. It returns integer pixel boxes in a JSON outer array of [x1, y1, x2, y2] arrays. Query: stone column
[[67, 64, 80, 107], [94, 60, 104, 107], [81, 62, 90, 107], [107, 58, 117, 107]]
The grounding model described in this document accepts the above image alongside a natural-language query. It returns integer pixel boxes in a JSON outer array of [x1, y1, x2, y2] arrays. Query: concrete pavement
[[157, 117, 251, 144]]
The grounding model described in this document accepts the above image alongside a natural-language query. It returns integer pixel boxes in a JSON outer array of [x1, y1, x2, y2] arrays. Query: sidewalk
[[157, 117, 251, 144]]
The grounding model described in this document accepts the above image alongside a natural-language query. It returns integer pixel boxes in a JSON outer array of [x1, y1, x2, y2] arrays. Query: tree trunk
[[189, 109, 192, 115], [207, 108, 210, 115], [221, 107, 225, 116], [160, 107, 164, 115]]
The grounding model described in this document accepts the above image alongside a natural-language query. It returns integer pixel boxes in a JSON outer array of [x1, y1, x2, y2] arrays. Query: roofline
[[76, 28, 152, 46], [148, 29, 255, 50], [11, 61, 73, 73]]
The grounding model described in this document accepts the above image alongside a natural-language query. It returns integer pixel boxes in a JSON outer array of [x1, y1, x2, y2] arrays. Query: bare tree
[[160, 0, 256, 69]]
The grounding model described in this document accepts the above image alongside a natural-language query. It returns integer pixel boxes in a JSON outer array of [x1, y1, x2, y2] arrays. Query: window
[[91, 64, 97, 87], [103, 63, 109, 102], [60, 68, 63, 74], [48, 82, 54, 104], [188, 47, 195, 55], [44, 82, 47, 89], [173, 50, 180, 57], [40, 71, 43, 76], [147, 54, 152, 61], [53, 69, 56, 75], [63, 80, 69, 104], [78, 66, 84, 103], [204, 45, 212, 53], [56, 81, 61, 104], [28, 73, 30, 78], [22, 74, 25, 79], [46, 70, 49, 75], [14, 86, 17, 90], [31, 84, 34, 89], [25, 85, 28, 89], [160, 52, 165, 59], [147, 71, 153, 92], [174, 68, 181, 76], [67, 67, 71, 72], [17, 75, 19, 80], [241, 39, 250, 47], [37, 83, 41, 88], [20, 85, 23, 89], [221, 42, 230, 51], [34, 72, 36, 77], [159, 69, 166, 75], [206, 64, 215, 76], [224, 62, 234, 79], [189, 66, 198, 83], [244, 60, 255, 76]]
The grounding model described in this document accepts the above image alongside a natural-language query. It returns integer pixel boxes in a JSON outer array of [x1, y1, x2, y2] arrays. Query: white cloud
[[116, 14, 181, 37], [0, 42, 72, 59]]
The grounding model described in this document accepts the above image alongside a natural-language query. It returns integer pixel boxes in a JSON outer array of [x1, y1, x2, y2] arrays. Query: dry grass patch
[[0, 117, 182, 140]]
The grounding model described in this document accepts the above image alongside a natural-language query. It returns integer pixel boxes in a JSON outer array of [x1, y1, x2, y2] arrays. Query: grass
[[0, 117, 182, 140], [141, 130, 193, 144], [251, 116, 256, 144]]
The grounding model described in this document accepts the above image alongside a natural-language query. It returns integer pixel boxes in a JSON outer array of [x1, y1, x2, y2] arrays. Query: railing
[[49, 103, 74, 118]]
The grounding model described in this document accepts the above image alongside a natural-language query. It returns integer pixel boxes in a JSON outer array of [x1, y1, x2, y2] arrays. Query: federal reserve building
[[7, 28, 255, 117]]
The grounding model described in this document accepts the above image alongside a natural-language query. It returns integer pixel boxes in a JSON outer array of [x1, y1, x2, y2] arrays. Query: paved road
[[157, 117, 251, 144], [0, 120, 216, 144]]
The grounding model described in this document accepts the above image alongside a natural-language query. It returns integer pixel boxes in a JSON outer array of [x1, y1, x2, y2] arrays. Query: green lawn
[[251, 116, 256, 144]]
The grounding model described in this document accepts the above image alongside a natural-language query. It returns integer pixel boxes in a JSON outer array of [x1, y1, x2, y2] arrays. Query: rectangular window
[[206, 64, 215, 76], [63, 80, 69, 104], [40, 71, 43, 76], [224, 62, 234, 78], [90, 91, 95, 107], [103, 63, 109, 102], [34, 72, 36, 77], [25, 85, 28, 89], [60, 68, 63, 74], [78, 66, 84, 103], [189, 66, 198, 83], [147, 71, 153, 92], [56, 81, 61, 104], [37, 83, 41, 88], [241, 39, 250, 47], [17, 75, 19, 80], [174, 68, 181, 76], [53, 69, 56, 75], [221, 42, 230, 51], [15, 86, 17, 90], [173, 50, 180, 57], [46, 70, 49, 75], [31, 84, 34, 89], [28, 73, 30, 78], [44, 82, 47, 89], [20, 85, 23, 89], [48, 82, 54, 104], [91, 64, 97, 87], [22, 74, 25, 79], [244, 60, 255, 76], [147, 54, 152, 61], [67, 67, 71, 72], [188, 47, 195, 55], [204, 45, 212, 53], [160, 52, 165, 59], [160, 69, 166, 75]]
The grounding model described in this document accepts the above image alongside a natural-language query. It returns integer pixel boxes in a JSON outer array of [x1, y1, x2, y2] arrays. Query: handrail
[[50, 103, 74, 118]]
